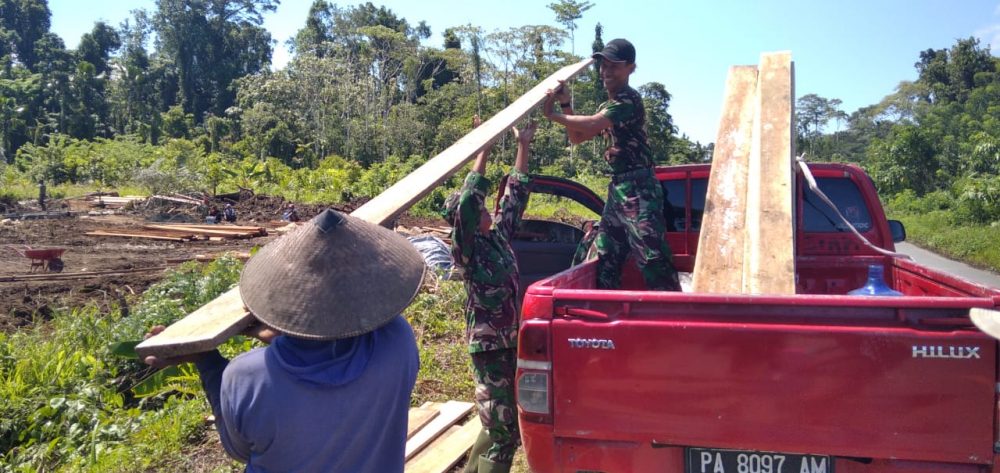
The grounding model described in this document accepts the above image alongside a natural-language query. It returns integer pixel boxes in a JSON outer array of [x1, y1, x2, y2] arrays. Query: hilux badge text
[[912, 345, 980, 359]]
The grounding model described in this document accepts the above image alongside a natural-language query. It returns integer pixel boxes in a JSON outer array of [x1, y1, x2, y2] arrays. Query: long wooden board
[[405, 416, 481, 473], [743, 51, 795, 294], [407, 406, 441, 440], [404, 400, 474, 461], [691, 66, 758, 293], [135, 58, 594, 359], [352, 58, 594, 224]]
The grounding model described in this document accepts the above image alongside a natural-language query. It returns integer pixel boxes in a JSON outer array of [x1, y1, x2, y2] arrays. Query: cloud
[[976, 21, 1000, 55]]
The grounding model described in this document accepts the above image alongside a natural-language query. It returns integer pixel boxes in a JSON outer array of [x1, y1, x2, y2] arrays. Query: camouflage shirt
[[451, 170, 531, 353], [598, 85, 654, 174]]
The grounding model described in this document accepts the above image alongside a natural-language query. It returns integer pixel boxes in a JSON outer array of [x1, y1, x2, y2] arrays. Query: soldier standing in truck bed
[[543, 38, 681, 291]]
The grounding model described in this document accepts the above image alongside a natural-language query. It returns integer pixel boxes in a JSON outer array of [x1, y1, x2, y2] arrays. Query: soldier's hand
[[512, 120, 538, 145]]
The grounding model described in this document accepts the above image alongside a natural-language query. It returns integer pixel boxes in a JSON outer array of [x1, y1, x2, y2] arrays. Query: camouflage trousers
[[595, 173, 681, 291], [470, 348, 520, 464]]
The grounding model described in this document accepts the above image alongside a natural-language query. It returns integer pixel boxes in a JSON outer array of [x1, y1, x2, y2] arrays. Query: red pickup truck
[[508, 163, 1000, 473]]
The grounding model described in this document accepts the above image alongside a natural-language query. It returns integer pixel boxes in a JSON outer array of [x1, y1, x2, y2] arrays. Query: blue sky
[[49, 0, 1000, 145]]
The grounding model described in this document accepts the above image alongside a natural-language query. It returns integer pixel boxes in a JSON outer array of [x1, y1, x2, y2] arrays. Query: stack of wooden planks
[[87, 195, 146, 208], [87, 224, 267, 242], [692, 51, 796, 295], [405, 400, 480, 473]]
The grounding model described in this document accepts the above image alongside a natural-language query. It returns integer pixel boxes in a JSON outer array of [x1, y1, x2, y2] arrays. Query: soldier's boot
[[463, 429, 492, 473], [477, 456, 512, 473]]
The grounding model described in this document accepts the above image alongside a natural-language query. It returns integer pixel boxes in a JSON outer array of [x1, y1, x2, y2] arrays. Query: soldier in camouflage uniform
[[544, 38, 681, 291], [443, 117, 538, 473]]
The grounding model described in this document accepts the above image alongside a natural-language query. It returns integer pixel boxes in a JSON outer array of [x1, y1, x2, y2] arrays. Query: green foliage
[[0, 256, 244, 471], [403, 277, 475, 405]]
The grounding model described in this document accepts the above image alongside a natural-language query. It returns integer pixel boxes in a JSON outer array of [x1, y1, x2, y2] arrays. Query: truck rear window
[[662, 177, 871, 233]]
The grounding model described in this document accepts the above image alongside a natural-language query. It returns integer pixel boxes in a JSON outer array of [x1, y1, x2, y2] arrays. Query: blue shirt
[[195, 316, 419, 472]]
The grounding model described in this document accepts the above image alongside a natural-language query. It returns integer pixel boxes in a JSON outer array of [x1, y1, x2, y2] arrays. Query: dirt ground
[[0, 193, 442, 332]]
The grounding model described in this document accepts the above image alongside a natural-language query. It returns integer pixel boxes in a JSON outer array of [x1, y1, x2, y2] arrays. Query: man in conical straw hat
[[442, 116, 537, 473], [145, 209, 425, 472]]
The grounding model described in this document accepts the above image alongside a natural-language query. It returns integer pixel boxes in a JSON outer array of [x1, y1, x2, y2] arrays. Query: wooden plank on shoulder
[[743, 51, 795, 295], [692, 66, 758, 293], [404, 400, 474, 461], [134, 287, 253, 358], [405, 416, 482, 473], [135, 58, 594, 359]]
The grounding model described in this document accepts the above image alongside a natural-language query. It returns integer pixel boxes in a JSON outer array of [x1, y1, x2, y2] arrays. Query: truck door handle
[[556, 307, 610, 320]]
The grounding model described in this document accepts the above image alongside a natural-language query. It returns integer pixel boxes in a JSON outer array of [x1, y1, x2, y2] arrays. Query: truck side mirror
[[888, 220, 906, 243]]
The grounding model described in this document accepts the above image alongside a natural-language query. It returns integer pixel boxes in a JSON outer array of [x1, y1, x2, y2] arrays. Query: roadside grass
[[890, 210, 1000, 273]]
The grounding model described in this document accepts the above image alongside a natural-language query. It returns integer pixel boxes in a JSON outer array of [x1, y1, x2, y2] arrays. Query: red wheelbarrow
[[10, 245, 66, 272]]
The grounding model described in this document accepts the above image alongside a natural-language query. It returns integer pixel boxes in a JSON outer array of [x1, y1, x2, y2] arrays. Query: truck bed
[[518, 256, 1000, 472]]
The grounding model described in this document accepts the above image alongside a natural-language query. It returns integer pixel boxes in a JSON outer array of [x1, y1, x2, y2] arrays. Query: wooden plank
[[407, 407, 441, 440], [135, 58, 594, 359], [970, 308, 1000, 339], [143, 225, 258, 238], [692, 66, 758, 293], [134, 287, 253, 358], [352, 58, 593, 225], [86, 230, 189, 242], [743, 51, 795, 294], [404, 400, 474, 461], [405, 416, 482, 473], [156, 224, 266, 233]]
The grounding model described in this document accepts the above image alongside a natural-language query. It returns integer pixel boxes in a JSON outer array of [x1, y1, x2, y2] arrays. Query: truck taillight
[[517, 320, 552, 423]]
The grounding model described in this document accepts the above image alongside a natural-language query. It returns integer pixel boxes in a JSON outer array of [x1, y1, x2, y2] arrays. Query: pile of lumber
[[148, 194, 203, 206], [87, 195, 146, 209], [405, 400, 479, 473], [87, 224, 267, 242]]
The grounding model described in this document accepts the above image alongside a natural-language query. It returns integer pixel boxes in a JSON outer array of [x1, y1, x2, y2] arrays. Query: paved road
[[895, 242, 1000, 289]]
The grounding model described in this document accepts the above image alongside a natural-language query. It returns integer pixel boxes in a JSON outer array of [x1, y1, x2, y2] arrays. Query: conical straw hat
[[240, 209, 425, 340]]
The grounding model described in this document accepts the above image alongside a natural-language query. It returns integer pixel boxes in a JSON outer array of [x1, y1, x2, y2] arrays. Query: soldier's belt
[[610, 168, 654, 184]]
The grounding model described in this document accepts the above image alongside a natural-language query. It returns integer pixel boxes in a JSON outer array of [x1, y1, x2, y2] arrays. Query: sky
[[48, 0, 1000, 145]]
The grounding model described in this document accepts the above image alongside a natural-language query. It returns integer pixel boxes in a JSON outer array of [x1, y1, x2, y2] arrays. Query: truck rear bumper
[[521, 432, 993, 473]]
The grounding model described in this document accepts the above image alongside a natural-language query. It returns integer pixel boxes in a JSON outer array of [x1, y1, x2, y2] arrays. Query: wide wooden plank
[[405, 416, 482, 473], [743, 51, 795, 294], [692, 66, 758, 293], [407, 407, 441, 440], [134, 287, 253, 358], [405, 400, 474, 461], [136, 59, 594, 359]]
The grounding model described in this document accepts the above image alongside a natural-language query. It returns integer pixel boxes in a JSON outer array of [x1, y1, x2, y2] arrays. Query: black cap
[[592, 38, 636, 64]]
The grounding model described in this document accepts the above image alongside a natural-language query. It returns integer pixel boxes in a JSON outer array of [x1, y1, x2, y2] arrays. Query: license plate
[[685, 447, 833, 473]]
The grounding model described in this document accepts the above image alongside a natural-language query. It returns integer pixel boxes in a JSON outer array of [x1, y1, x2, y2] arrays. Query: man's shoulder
[[614, 86, 642, 103]]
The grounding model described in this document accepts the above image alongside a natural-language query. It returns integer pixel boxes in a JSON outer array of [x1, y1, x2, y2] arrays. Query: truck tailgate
[[549, 293, 997, 464]]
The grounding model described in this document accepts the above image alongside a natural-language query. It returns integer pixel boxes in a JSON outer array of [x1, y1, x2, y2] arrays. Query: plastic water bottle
[[849, 264, 903, 296]]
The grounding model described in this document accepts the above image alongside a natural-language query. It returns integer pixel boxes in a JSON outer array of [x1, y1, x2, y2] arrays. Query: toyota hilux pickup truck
[[505, 162, 1000, 473]]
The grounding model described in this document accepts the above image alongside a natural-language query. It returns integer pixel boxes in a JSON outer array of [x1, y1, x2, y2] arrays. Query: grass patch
[[890, 210, 1000, 272]]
